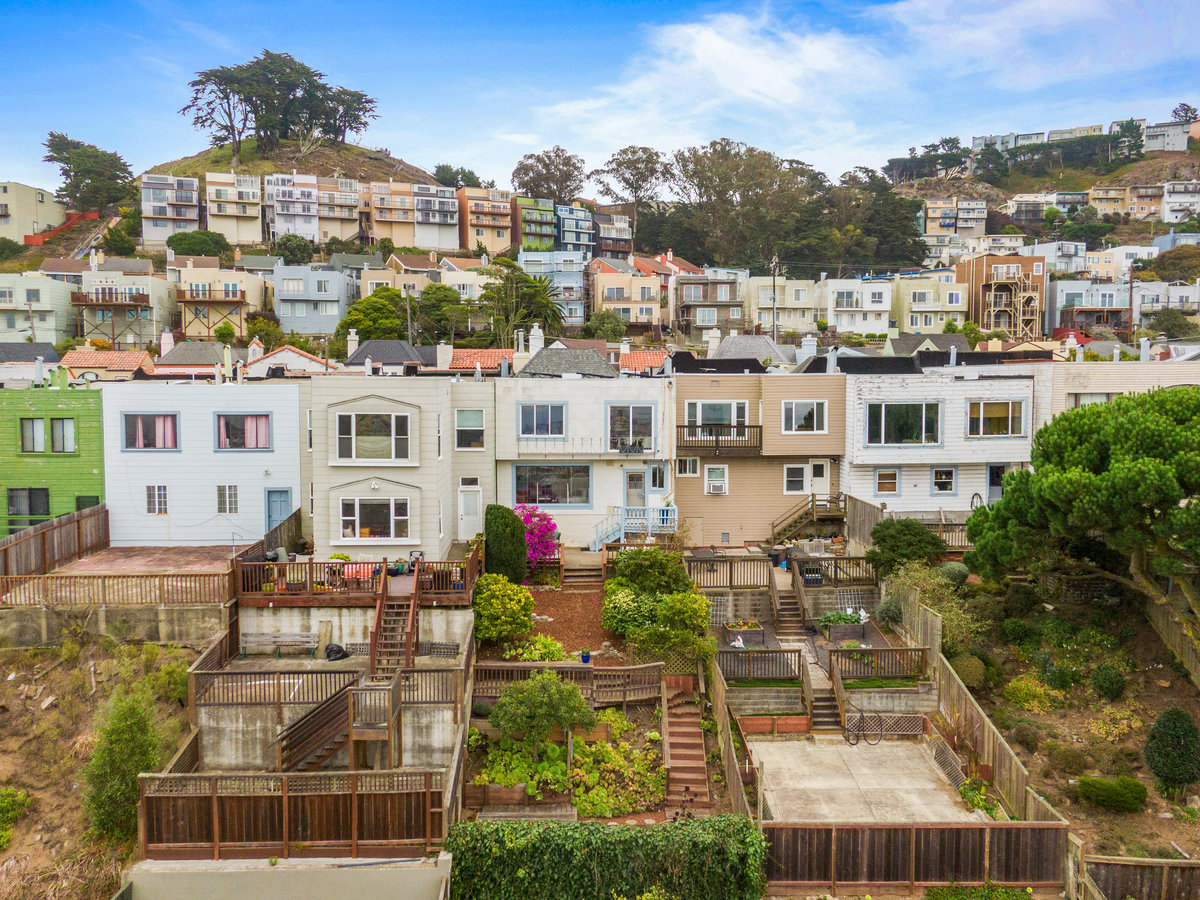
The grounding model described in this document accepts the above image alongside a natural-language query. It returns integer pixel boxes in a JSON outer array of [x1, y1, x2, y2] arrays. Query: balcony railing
[[71, 291, 150, 306], [676, 424, 762, 455], [176, 289, 246, 302]]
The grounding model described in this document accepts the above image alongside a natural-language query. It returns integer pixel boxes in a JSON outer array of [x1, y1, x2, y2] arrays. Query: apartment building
[[204, 172, 263, 245], [0, 274, 75, 345], [968, 235, 1026, 257], [743, 277, 821, 335], [101, 382, 302, 545], [593, 212, 633, 258], [139, 174, 200, 247], [1018, 240, 1088, 274], [1085, 244, 1158, 281], [557, 204, 595, 257], [1049, 280, 1137, 338], [0, 182, 66, 243], [922, 233, 969, 268], [0, 379, 104, 535], [273, 264, 357, 335], [1004, 194, 1051, 229], [1143, 121, 1191, 153], [263, 172, 319, 242], [587, 258, 663, 334], [1152, 230, 1200, 253], [971, 132, 1043, 152], [171, 261, 268, 340], [955, 255, 1048, 341], [366, 182, 459, 250], [457, 186, 513, 253], [1048, 124, 1102, 141], [316, 176, 364, 242], [922, 198, 987, 238], [825, 278, 891, 335], [884, 273, 968, 333], [71, 256, 172, 348], [675, 271, 743, 342], [511, 197, 557, 252], [1161, 181, 1200, 223], [518, 251, 588, 326], [673, 371, 845, 546]]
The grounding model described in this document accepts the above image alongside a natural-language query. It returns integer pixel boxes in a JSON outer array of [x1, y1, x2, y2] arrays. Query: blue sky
[[5, 0, 1200, 195]]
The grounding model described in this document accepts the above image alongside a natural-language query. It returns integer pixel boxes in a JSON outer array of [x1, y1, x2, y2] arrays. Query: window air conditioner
[[706, 482, 727, 495]]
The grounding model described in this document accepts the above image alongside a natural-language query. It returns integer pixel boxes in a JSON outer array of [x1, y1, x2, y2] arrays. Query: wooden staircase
[[665, 690, 713, 808], [769, 495, 814, 546], [277, 682, 353, 771], [372, 597, 411, 678], [562, 555, 604, 591], [808, 685, 841, 733]]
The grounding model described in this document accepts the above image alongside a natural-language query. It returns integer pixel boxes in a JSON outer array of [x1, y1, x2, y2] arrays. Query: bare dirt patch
[[476, 589, 626, 664]]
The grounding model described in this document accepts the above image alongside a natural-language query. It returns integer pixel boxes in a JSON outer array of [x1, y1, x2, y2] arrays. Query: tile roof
[[156, 342, 249, 366], [0, 342, 60, 364], [633, 257, 672, 276], [60, 350, 153, 372], [449, 348, 514, 370], [519, 348, 616, 378], [345, 340, 426, 366], [167, 255, 219, 269], [619, 350, 668, 372]]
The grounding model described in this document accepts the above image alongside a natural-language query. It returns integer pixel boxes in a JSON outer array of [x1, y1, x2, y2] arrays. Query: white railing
[[588, 506, 678, 552]]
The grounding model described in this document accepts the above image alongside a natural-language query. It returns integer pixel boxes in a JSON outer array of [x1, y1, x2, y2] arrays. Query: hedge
[[444, 816, 767, 900], [484, 504, 527, 584]]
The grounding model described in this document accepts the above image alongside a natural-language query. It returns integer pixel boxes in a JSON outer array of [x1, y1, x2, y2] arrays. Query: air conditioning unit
[[706, 482, 727, 495]]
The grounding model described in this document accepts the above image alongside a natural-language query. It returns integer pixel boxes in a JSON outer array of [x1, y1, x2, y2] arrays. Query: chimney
[[620, 338, 631, 357], [88, 249, 97, 270], [819, 272, 827, 281], [223, 344, 233, 380], [33, 357, 43, 384], [1112, 345, 1121, 363], [159, 329, 175, 357], [166, 248, 175, 262], [667, 248, 673, 261], [705, 329, 721, 358], [474, 361, 482, 382], [798, 335, 818, 364], [186, 258, 193, 269], [663, 354, 673, 376], [364, 356, 372, 376], [515, 328, 526, 353], [247, 338, 264, 363], [500, 357, 510, 377], [949, 345, 958, 367], [825, 347, 839, 374], [436, 340, 452, 370], [1139, 336, 1150, 362], [429, 250, 436, 264], [1075, 344, 1084, 362], [234, 247, 242, 262], [347, 328, 360, 358], [528, 323, 545, 354], [214, 363, 223, 384], [236, 362, 244, 384]]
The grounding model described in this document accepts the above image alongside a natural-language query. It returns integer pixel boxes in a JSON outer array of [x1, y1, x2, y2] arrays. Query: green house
[[0, 374, 104, 535]]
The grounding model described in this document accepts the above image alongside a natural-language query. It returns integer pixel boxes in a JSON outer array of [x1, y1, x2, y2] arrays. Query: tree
[[321, 87, 378, 143], [1172, 103, 1198, 124], [1115, 118, 1145, 158], [335, 292, 405, 342], [591, 145, 668, 238], [442, 305, 470, 343], [84, 686, 162, 840], [1149, 245, 1200, 283], [483, 503, 527, 583], [180, 65, 252, 165], [274, 232, 313, 265], [246, 315, 285, 350], [582, 309, 628, 342], [480, 259, 534, 348], [434, 164, 485, 189], [167, 229, 231, 258], [524, 274, 564, 336], [377, 237, 395, 261], [1145, 708, 1200, 799], [0, 237, 23, 262], [43, 132, 133, 212], [511, 145, 586, 204], [864, 518, 949, 578], [1043, 206, 1063, 227], [489, 670, 595, 761], [1148, 307, 1200, 339], [101, 227, 135, 256], [966, 387, 1200, 627], [213, 323, 236, 345]]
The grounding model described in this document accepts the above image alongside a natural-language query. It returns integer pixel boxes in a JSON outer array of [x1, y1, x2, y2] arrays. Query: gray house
[[272, 264, 358, 336]]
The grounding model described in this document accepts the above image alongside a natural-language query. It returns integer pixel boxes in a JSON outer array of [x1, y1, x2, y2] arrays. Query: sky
[[4, 0, 1200, 195]]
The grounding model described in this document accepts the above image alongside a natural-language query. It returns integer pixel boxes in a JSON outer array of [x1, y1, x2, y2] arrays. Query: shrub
[[213, 322, 236, 346], [0, 789, 31, 851], [886, 562, 982, 656], [940, 561, 970, 586], [1044, 740, 1089, 777], [1042, 660, 1081, 691], [1077, 776, 1148, 813], [59, 639, 81, 665], [483, 505, 527, 584], [613, 548, 691, 595], [473, 574, 534, 643], [999, 617, 1035, 646], [951, 654, 986, 690], [655, 590, 710, 636], [273, 232, 313, 265], [1004, 580, 1041, 617], [1091, 663, 1127, 701], [875, 594, 903, 626], [1003, 673, 1061, 714], [864, 518, 948, 578], [503, 635, 566, 662], [1145, 708, 1200, 797], [471, 701, 494, 719], [489, 671, 594, 761], [84, 686, 162, 840], [445, 815, 768, 900], [147, 660, 189, 703], [515, 504, 557, 571], [1012, 722, 1042, 753], [602, 580, 659, 636]]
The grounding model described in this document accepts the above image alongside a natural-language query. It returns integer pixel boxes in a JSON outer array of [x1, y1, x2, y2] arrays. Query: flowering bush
[[516, 505, 558, 571], [473, 573, 535, 643]]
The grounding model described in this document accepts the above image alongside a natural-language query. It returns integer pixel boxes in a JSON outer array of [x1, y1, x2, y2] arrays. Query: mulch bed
[[475, 589, 627, 665]]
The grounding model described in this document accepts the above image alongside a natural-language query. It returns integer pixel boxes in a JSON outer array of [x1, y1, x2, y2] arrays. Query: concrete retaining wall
[[726, 686, 806, 716], [703, 589, 773, 626], [197, 702, 327, 771], [240, 606, 373, 649], [849, 682, 938, 714], [0, 604, 224, 648]]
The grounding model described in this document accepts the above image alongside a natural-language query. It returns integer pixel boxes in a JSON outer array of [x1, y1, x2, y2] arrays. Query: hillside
[[148, 138, 437, 189]]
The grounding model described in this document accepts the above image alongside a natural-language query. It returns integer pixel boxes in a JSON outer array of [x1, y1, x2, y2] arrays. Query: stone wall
[[0, 603, 225, 648], [726, 685, 805, 716]]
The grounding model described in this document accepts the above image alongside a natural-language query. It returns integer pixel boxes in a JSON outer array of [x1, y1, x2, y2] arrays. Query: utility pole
[[770, 254, 780, 343]]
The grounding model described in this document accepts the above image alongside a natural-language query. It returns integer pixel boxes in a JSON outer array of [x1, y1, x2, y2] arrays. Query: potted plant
[[723, 620, 766, 647], [261, 581, 276, 593], [580, 648, 591, 664]]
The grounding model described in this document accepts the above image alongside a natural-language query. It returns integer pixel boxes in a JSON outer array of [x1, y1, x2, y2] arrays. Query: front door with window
[[809, 459, 831, 497], [625, 471, 646, 508], [266, 489, 291, 532], [987, 464, 1007, 504], [457, 487, 482, 540]]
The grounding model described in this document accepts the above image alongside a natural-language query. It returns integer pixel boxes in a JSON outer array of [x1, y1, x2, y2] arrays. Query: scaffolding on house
[[981, 271, 1042, 341]]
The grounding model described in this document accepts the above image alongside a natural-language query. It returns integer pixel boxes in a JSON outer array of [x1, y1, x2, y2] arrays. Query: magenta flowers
[[516, 504, 557, 569]]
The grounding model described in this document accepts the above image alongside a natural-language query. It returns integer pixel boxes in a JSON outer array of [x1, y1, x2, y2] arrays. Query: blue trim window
[[216, 413, 272, 450], [967, 400, 1024, 437], [123, 413, 178, 450], [520, 404, 564, 437], [874, 468, 899, 496], [931, 467, 957, 496], [515, 464, 589, 506], [649, 462, 668, 491], [867, 402, 939, 445], [609, 404, 653, 451]]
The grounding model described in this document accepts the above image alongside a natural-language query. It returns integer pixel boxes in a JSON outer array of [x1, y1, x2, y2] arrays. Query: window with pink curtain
[[218, 414, 270, 449], [124, 414, 177, 449]]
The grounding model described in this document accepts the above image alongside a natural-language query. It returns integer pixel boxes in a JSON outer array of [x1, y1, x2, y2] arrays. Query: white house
[[101, 382, 302, 545]]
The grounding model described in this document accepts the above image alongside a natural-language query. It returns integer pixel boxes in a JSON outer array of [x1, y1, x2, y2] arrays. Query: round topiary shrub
[[1077, 775, 1148, 813], [1145, 707, 1200, 798], [951, 654, 986, 690], [1090, 663, 1127, 701], [472, 573, 535, 643], [939, 561, 970, 587]]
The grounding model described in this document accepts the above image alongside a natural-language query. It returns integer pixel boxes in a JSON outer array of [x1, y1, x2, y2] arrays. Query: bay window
[[341, 498, 409, 539], [337, 413, 409, 460]]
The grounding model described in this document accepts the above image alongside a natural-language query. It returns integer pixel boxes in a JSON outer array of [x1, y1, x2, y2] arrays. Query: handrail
[[828, 647, 928, 680], [769, 494, 812, 543], [276, 680, 353, 770], [368, 589, 387, 676], [830, 655, 883, 746], [768, 565, 780, 625], [404, 592, 418, 667], [790, 561, 809, 623], [660, 679, 671, 781]]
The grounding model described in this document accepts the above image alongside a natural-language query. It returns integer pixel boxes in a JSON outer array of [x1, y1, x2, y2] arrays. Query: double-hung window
[[455, 409, 484, 449], [967, 400, 1024, 437], [695, 307, 717, 326], [782, 401, 826, 434], [337, 413, 409, 460], [341, 498, 409, 539], [519, 404, 564, 437], [866, 403, 939, 445], [609, 405, 653, 451], [704, 465, 728, 494], [124, 414, 177, 450], [50, 419, 75, 453], [217, 485, 239, 514], [685, 400, 747, 438], [783, 465, 806, 493], [932, 468, 956, 494], [146, 485, 168, 514], [217, 414, 271, 449], [19, 418, 44, 453], [875, 469, 899, 494], [514, 465, 590, 505], [676, 458, 699, 476]]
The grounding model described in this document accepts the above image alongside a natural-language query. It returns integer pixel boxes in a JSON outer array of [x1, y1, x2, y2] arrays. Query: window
[[866, 402, 939, 445], [704, 465, 728, 495], [514, 465, 590, 505], [337, 413, 409, 460], [306, 409, 312, 451], [911, 290, 931, 305], [639, 306, 654, 318], [649, 463, 667, 490], [875, 469, 899, 494], [683, 284, 703, 302], [283, 301, 306, 317], [436, 413, 442, 458], [695, 307, 717, 326], [124, 414, 177, 450], [217, 485, 239, 514], [1033, 262, 1043, 275], [784, 465, 806, 494], [340, 498, 409, 539], [455, 409, 484, 449], [967, 400, 1024, 437], [782, 401, 826, 434], [7, 488, 49, 530], [609, 405, 653, 451], [317, 301, 339, 316], [217, 414, 271, 449], [460, 476, 480, 487], [932, 468, 956, 494], [604, 286, 626, 300], [519, 404, 565, 437], [281, 278, 303, 292], [19, 418, 44, 453], [716, 284, 730, 302], [676, 457, 699, 476], [146, 485, 168, 514], [947, 291, 962, 305], [728, 307, 741, 319], [50, 419, 75, 453], [316, 280, 329, 293], [685, 400, 748, 436], [76, 495, 100, 512], [923, 314, 934, 327], [909, 314, 918, 327], [640, 286, 654, 301], [793, 287, 807, 303], [25, 289, 39, 304]]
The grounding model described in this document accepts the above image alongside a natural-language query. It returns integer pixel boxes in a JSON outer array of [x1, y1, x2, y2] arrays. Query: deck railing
[[675, 424, 762, 455], [685, 555, 773, 589], [0, 505, 109, 577], [277, 681, 354, 770], [717, 649, 803, 681], [926, 521, 972, 550], [235, 559, 385, 605], [794, 557, 877, 587], [192, 670, 360, 711], [828, 647, 928, 680], [0, 572, 231, 606], [415, 543, 480, 606], [473, 661, 662, 708]]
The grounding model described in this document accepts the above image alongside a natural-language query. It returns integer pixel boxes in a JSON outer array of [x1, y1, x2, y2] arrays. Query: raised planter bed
[[723, 622, 766, 647], [823, 622, 865, 642]]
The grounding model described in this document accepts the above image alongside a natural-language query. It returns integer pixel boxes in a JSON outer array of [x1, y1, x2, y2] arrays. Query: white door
[[809, 459, 831, 497], [457, 488, 482, 540], [625, 471, 646, 508]]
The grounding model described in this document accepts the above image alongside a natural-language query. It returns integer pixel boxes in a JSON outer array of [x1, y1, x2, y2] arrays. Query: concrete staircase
[[562, 550, 604, 591], [808, 686, 841, 733], [665, 690, 713, 808], [774, 591, 806, 642]]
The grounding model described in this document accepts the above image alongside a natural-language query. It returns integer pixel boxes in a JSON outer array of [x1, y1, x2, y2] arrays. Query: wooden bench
[[240, 632, 319, 659]]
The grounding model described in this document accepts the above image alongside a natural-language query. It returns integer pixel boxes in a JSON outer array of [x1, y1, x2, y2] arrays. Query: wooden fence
[[844, 495, 885, 548], [685, 555, 773, 589], [0, 572, 232, 607], [710, 662, 754, 818], [828, 647, 927, 680], [927, 521, 972, 551], [236, 507, 304, 561], [1084, 855, 1200, 900], [415, 543, 481, 606], [1144, 598, 1200, 692], [472, 661, 663, 709], [0, 505, 109, 577], [235, 559, 385, 606], [716, 649, 802, 681], [192, 670, 361, 711], [139, 770, 446, 859], [793, 556, 877, 587], [764, 822, 1068, 889]]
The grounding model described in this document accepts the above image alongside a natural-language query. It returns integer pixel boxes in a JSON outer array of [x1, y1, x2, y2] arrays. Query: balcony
[[676, 424, 762, 456], [833, 298, 863, 310], [470, 216, 509, 228], [71, 291, 150, 306], [176, 289, 246, 303], [470, 203, 510, 215]]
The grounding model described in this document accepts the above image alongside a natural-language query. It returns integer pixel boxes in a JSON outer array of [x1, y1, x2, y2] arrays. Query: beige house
[[588, 258, 664, 333], [317, 176, 365, 242], [204, 172, 264, 245], [171, 262, 269, 340], [457, 187, 513, 254], [743, 277, 822, 335], [884, 274, 969, 333], [367, 182, 460, 251], [0, 182, 65, 242]]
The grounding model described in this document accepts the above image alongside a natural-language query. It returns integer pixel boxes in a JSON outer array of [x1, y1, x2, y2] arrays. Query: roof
[[552, 337, 608, 352], [671, 352, 767, 374], [917, 349, 1054, 367], [156, 342, 249, 366], [592, 257, 637, 274], [799, 354, 920, 374], [619, 350, 668, 372], [390, 253, 439, 272], [657, 253, 702, 273], [712, 334, 792, 364], [329, 253, 383, 270], [633, 256, 673, 276], [1084, 340, 1136, 357], [519, 348, 616, 378], [0, 342, 60, 364], [439, 256, 485, 271], [39, 258, 87, 274], [237, 255, 283, 270], [449, 348, 514, 370], [167, 255, 219, 269], [60, 350, 152, 372], [885, 333, 971, 356], [98, 258, 153, 274], [250, 345, 339, 370], [345, 340, 426, 367]]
